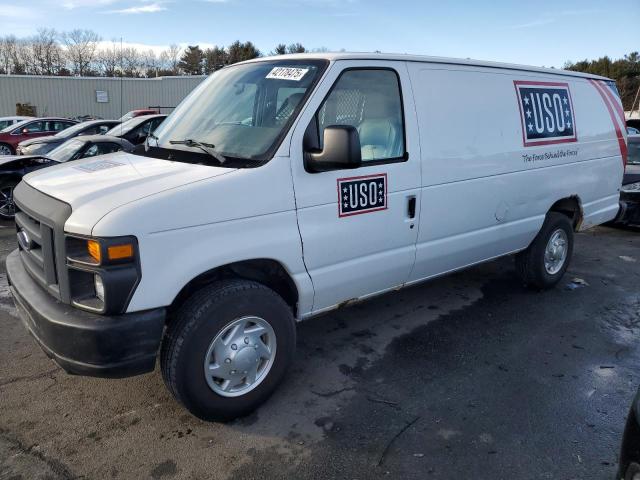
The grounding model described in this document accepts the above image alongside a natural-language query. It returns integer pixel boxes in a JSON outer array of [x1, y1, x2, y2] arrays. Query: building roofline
[[0, 74, 207, 81]]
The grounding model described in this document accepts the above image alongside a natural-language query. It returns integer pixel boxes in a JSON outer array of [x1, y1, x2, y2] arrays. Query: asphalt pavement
[[0, 223, 639, 480]]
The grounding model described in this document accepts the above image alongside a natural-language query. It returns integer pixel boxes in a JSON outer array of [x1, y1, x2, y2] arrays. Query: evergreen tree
[[178, 45, 204, 75]]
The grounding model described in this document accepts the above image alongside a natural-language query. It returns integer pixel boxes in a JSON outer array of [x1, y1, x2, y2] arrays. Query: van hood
[[23, 151, 236, 233]]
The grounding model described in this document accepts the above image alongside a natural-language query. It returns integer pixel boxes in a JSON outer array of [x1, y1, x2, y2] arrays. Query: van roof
[[243, 52, 611, 81]]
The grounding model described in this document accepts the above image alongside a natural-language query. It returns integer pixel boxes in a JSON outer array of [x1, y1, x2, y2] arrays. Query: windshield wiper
[[169, 139, 226, 164]]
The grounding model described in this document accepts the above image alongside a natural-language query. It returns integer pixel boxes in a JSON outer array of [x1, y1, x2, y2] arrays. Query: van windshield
[[152, 59, 327, 163]]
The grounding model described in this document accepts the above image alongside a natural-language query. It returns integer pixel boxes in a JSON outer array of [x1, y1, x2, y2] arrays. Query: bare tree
[[31, 28, 64, 75], [62, 29, 101, 76], [96, 41, 120, 77], [142, 49, 160, 77], [120, 47, 142, 77], [163, 43, 181, 74]]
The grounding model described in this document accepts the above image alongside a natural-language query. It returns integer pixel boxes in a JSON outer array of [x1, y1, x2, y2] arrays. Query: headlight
[[65, 235, 140, 314], [21, 145, 40, 155]]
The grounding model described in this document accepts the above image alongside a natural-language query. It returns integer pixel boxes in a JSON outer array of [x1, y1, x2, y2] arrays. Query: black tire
[[515, 212, 574, 289], [0, 179, 18, 220], [0, 143, 14, 156], [625, 462, 640, 480], [160, 279, 296, 422]]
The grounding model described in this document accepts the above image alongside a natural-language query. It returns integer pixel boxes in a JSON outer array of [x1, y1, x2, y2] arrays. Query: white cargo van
[[7, 53, 626, 420]]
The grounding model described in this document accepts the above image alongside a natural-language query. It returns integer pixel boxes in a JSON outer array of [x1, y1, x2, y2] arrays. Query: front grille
[[15, 210, 59, 298], [13, 182, 72, 303]]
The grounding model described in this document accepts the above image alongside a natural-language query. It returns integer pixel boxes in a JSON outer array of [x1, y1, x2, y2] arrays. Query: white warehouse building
[[0, 75, 207, 119]]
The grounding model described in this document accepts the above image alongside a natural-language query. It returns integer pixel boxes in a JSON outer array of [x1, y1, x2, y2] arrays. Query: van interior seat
[[357, 118, 401, 160]]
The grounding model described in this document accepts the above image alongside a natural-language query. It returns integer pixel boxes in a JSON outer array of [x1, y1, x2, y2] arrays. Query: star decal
[[567, 121, 572, 129], [525, 109, 531, 119], [527, 123, 533, 131], [565, 109, 570, 117], [523, 96, 530, 105], [562, 97, 568, 105]]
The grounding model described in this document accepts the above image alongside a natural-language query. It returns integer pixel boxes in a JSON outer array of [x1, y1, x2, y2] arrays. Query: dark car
[[106, 114, 166, 145], [118, 109, 160, 122], [0, 117, 77, 156], [16, 119, 120, 156], [615, 135, 640, 227], [617, 388, 640, 480], [0, 135, 135, 219]]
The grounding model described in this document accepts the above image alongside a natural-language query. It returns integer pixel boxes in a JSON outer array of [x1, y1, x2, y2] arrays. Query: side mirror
[[305, 125, 362, 173]]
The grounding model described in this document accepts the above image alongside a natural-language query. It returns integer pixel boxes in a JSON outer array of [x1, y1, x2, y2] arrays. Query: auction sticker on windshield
[[266, 67, 309, 81]]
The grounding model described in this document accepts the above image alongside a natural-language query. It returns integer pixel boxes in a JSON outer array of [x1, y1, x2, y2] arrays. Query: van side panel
[[407, 64, 623, 282]]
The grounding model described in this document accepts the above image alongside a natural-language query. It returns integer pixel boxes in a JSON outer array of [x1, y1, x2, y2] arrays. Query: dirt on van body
[[0, 224, 638, 480]]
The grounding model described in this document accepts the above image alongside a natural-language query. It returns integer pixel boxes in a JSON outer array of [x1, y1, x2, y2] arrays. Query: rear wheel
[[515, 212, 574, 289], [160, 279, 296, 421], [0, 180, 18, 220], [0, 144, 14, 156]]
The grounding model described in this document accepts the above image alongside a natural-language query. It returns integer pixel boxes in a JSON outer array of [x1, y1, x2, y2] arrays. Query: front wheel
[[0, 144, 13, 156], [515, 212, 574, 289], [0, 180, 18, 220], [160, 279, 296, 421]]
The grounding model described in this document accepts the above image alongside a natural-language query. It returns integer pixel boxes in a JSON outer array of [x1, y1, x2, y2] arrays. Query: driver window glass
[[21, 121, 43, 133], [316, 69, 405, 162]]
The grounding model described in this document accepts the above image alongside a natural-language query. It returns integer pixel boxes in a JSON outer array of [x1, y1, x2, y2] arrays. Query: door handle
[[407, 196, 416, 219]]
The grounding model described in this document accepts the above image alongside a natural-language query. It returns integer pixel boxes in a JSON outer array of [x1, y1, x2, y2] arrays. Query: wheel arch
[[169, 258, 300, 319], [548, 195, 583, 231]]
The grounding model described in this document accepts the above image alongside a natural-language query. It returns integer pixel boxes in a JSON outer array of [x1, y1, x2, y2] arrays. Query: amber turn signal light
[[87, 240, 101, 263], [107, 244, 134, 261]]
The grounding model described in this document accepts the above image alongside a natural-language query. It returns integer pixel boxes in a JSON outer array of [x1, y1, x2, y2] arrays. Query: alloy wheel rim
[[544, 228, 568, 275], [0, 145, 11, 156], [203, 316, 276, 397], [0, 186, 15, 217]]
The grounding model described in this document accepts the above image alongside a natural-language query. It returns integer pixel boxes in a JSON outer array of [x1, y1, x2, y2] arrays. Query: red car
[[118, 109, 160, 122], [0, 117, 77, 156]]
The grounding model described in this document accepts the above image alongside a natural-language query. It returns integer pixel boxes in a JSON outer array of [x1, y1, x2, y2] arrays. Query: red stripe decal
[[589, 79, 627, 168], [599, 80, 626, 125]]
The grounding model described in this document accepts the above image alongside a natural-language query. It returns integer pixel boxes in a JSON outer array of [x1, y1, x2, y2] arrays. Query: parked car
[[118, 109, 159, 122], [617, 387, 640, 480], [628, 127, 640, 135], [0, 117, 77, 156], [6, 54, 624, 421], [17, 119, 120, 156], [105, 114, 166, 145], [0, 135, 135, 219], [0, 116, 34, 130], [615, 134, 640, 226]]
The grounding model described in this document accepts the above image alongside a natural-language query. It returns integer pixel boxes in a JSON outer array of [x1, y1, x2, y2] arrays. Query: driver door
[[289, 60, 422, 314]]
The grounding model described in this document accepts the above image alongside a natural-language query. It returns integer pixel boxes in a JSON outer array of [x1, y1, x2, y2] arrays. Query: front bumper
[[6, 249, 165, 378], [615, 183, 640, 226]]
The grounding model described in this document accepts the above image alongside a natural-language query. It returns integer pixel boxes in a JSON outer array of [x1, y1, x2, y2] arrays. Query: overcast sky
[[1, 0, 638, 67]]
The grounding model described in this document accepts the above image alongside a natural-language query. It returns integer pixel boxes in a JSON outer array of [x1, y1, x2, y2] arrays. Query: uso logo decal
[[337, 173, 387, 217], [514, 81, 577, 147]]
